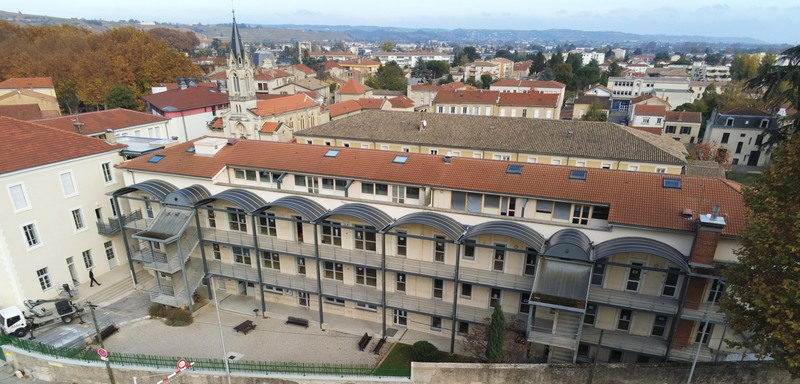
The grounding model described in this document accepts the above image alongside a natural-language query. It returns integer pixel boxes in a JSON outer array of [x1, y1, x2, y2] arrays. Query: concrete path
[[0, 363, 63, 384]]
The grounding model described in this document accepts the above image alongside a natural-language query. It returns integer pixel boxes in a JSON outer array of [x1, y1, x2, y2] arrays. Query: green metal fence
[[0, 334, 410, 377]]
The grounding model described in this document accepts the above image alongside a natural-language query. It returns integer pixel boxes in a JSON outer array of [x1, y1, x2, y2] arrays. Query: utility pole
[[211, 277, 233, 384], [87, 301, 115, 384]]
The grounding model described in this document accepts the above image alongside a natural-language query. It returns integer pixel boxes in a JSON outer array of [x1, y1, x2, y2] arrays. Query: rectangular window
[[591, 263, 605, 286], [601, 163, 612, 169], [433, 279, 444, 299], [571, 205, 591, 225], [577, 302, 596, 325], [725, 118, 734, 127], [36, 268, 51, 291], [22, 223, 40, 247], [206, 206, 216, 228], [490, 288, 501, 308], [9, 184, 30, 211], [396, 231, 407, 256], [212, 243, 221, 260], [294, 174, 306, 187], [233, 247, 252, 265], [71, 208, 85, 231], [553, 202, 571, 220], [324, 296, 345, 305], [462, 239, 475, 260], [680, 126, 692, 134], [82, 249, 94, 269], [519, 294, 530, 313], [355, 267, 377, 287], [321, 221, 342, 246], [626, 262, 643, 292], [396, 273, 406, 292], [354, 225, 377, 251], [450, 191, 466, 210], [393, 310, 408, 326], [665, 125, 676, 134], [260, 251, 280, 270], [323, 261, 344, 281], [356, 303, 377, 311], [535, 200, 553, 214], [524, 248, 537, 276], [467, 193, 481, 213], [58, 172, 78, 197], [609, 350, 623, 363], [458, 321, 470, 334], [617, 309, 632, 331], [708, 280, 725, 303], [651, 315, 668, 337], [493, 244, 506, 271], [721, 132, 730, 143], [695, 322, 714, 344], [298, 292, 310, 307], [296, 257, 306, 275], [258, 213, 277, 236], [662, 267, 681, 297], [434, 235, 446, 262], [500, 197, 516, 216], [104, 241, 115, 261], [101, 162, 113, 183], [592, 206, 609, 220], [460, 283, 472, 299], [227, 208, 247, 232], [110, 198, 118, 217], [431, 317, 442, 331]]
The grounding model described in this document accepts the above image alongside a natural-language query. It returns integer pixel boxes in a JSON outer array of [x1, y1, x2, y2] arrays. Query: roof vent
[[443, 153, 452, 164], [488, 125, 496, 129], [681, 208, 694, 220], [567, 130, 574, 135], [73, 121, 85, 134], [194, 137, 229, 157]]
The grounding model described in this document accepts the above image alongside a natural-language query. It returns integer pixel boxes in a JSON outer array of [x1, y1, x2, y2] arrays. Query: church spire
[[230, 10, 245, 62]]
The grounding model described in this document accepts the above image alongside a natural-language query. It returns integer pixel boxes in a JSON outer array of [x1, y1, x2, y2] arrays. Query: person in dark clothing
[[89, 269, 101, 287]]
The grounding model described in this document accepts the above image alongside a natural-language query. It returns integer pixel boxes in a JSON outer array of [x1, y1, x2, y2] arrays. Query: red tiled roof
[[433, 90, 499, 104], [630, 126, 664, 135], [207, 71, 228, 80], [142, 86, 229, 111], [0, 104, 43, 120], [250, 94, 317, 117], [254, 69, 292, 81], [633, 104, 667, 116], [357, 98, 385, 110], [440, 81, 476, 91], [388, 96, 414, 108], [491, 79, 565, 89], [209, 117, 224, 130], [118, 139, 746, 236], [35, 108, 168, 135], [260, 122, 283, 133], [409, 84, 441, 92], [631, 94, 669, 106], [498, 92, 559, 108], [326, 100, 363, 117], [0, 77, 54, 89], [721, 107, 771, 116], [665, 111, 702, 124], [323, 60, 341, 70], [0, 117, 124, 174], [339, 78, 367, 95], [513, 61, 533, 71], [293, 64, 315, 74]]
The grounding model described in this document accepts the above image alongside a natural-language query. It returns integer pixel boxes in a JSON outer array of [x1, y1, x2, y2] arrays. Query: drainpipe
[[180, 111, 189, 141], [313, 222, 324, 329], [114, 196, 137, 285], [449, 243, 462, 354], [193, 208, 212, 298], [250, 215, 266, 314], [381, 232, 387, 338]]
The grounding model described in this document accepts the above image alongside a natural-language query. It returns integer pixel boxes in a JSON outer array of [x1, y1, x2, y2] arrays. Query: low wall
[[410, 362, 798, 384]]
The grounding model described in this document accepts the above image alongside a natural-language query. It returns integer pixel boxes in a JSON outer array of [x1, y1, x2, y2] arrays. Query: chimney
[[419, 119, 427, 131], [104, 129, 116, 144], [443, 152, 452, 164], [179, 80, 188, 90], [73, 121, 85, 134], [689, 205, 726, 267]]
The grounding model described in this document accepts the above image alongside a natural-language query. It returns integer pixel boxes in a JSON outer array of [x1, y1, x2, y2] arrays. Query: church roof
[[230, 13, 245, 61]]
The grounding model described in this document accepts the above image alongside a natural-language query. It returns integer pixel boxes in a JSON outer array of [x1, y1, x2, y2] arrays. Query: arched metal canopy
[[386, 212, 465, 240], [112, 179, 177, 201], [163, 185, 212, 207], [313, 203, 394, 231], [196, 189, 267, 214], [543, 228, 592, 262], [461, 220, 546, 252], [254, 196, 327, 220], [593, 237, 690, 272]]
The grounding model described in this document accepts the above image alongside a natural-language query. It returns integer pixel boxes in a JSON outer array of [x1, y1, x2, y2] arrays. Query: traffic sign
[[177, 359, 188, 370], [97, 348, 108, 361]]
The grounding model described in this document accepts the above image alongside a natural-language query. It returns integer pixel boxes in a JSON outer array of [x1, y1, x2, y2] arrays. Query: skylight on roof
[[506, 164, 523, 174], [569, 170, 587, 180], [663, 178, 682, 189], [148, 155, 165, 163], [393, 155, 408, 164], [324, 149, 340, 158]]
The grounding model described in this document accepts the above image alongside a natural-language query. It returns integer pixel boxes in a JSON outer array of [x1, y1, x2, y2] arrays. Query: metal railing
[[96, 210, 143, 235]]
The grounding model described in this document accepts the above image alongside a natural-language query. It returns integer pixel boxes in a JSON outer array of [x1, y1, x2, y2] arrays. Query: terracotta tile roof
[[498, 92, 559, 108], [207, 71, 228, 80], [434, 90, 499, 104], [339, 78, 367, 95], [260, 122, 283, 133], [630, 94, 669, 106], [209, 117, 224, 130], [295, 110, 688, 165], [665, 111, 702, 124], [630, 126, 664, 135], [0, 88, 58, 104], [633, 104, 667, 116], [0, 104, 43, 120], [409, 84, 441, 92], [0, 117, 124, 174], [291, 77, 329, 91], [356, 98, 385, 110], [142, 86, 229, 112], [491, 79, 566, 89], [250, 94, 317, 117], [440, 82, 476, 91], [0, 77, 54, 89], [513, 61, 533, 71], [254, 69, 292, 81], [388, 96, 414, 108], [118, 139, 745, 236], [293, 64, 316, 74], [720, 107, 771, 116], [323, 60, 341, 70], [325, 100, 363, 117], [471, 61, 498, 67], [35, 108, 168, 135]]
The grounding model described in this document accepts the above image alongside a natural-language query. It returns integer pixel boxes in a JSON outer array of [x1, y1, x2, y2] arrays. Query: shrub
[[164, 308, 193, 327], [410, 341, 439, 362], [148, 303, 167, 318]]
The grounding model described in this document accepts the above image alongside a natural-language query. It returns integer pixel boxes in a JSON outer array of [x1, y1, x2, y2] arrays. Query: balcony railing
[[681, 303, 726, 324], [96, 210, 143, 235], [588, 286, 679, 315], [131, 229, 200, 273], [148, 261, 205, 308]]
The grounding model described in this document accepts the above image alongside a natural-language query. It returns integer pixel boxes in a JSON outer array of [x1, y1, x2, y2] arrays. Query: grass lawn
[[725, 171, 761, 186], [376, 342, 468, 376]]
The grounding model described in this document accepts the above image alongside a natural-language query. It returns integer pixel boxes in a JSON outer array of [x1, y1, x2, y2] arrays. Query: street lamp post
[[211, 276, 233, 384], [86, 301, 115, 384]]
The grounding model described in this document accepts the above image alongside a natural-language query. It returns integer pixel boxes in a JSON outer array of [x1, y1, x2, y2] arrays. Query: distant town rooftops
[[491, 79, 566, 89]]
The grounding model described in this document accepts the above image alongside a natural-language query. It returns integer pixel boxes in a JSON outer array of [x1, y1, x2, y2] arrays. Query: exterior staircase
[[548, 346, 575, 363]]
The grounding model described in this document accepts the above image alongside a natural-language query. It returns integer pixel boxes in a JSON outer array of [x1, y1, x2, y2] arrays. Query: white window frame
[[59, 171, 78, 197], [70, 207, 87, 232], [628, 165, 639, 172], [82, 249, 94, 269], [101, 162, 114, 184], [550, 159, 562, 165], [36, 267, 52, 291], [7, 183, 31, 212], [21, 221, 42, 250]]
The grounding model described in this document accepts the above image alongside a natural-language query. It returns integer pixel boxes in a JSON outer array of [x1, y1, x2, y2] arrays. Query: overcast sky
[[4, 0, 798, 44]]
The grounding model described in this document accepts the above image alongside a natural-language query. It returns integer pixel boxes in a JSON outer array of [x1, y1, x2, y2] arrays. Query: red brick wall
[[684, 277, 707, 309], [673, 319, 695, 347], [690, 228, 721, 265]]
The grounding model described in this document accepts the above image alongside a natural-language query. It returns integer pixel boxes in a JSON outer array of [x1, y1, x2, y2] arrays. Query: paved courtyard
[[103, 304, 380, 365]]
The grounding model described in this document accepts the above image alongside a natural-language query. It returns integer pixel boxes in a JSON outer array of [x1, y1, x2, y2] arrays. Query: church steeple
[[230, 10, 245, 63], [226, 10, 256, 110]]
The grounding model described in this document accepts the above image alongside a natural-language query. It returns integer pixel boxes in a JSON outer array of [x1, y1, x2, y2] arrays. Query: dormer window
[[725, 117, 734, 126], [760, 119, 769, 128]]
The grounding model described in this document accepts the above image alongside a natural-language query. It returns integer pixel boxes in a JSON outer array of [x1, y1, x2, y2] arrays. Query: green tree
[[654, 51, 670, 62], [722, 132, 800, 376], [410, 341, 439, 362], [608, 61, 623, 77], [380, 41, 394, 52], [411, 59, 433, 79], [494, 49, 514, 60], [426, 60, 450, 78], [540, 67, 555, 81], [486, 303, 506, 363], [530, 52, 546, 74], [565, 53, 583, 72], [438, 74, 454, 85], [453, 46, 481, 66], [705, 52, 723, 65], [105, 84, 138, 109], [552, 63, 574, 88], [673, 57, 692, 65], [480, 74, 493, 89], [575, 65, 601, 90], [547, 52, 564, 67], [747, 45, 800, 145], [581, 99, 607, 121], [731, 53, 761, 81], [368, 61, 407, 91]]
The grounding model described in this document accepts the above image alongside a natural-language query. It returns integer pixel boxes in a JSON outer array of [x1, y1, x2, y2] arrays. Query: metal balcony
[[96, 210, 143, 235], [588, 286, 679, 315]]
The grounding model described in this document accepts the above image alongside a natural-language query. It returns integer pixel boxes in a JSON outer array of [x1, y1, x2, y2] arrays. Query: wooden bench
[[372, 337, 386, 354], [234, 320, 256, 334], [286, 316, 309, 328], [357, 333, 372, 351]]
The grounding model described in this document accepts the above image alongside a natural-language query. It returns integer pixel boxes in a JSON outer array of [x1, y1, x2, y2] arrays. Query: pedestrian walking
[[89, 268, 101, 287]]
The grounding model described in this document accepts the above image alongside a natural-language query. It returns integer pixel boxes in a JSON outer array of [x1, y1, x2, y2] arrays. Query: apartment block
[[433, 90, 561, 120], [607, 77, 693, 112], [703, 107, 778, 166]]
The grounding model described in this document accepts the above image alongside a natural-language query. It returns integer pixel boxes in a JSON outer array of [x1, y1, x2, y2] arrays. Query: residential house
[[282, 64, 316, 79], [664, 111, 702, 143], [571, 95, 611, 120], [339, 58, 381, 75], [336, 78, 373, 103], [703, 107, 779, 166], [142, 85, 229, 141], [584, 84, 613, 98], [0, 77, 60, 118], [254, 69, 294, 94], [629, 105, 667, 136], [433, 90, 560, 120], [387, 96, 415, 111], [510, 60, 533, 78], [324, 98, 391, 121], [489, 80, 566, 109], [491, 58, 514, 78], [580, 52, 605, 65], [463, 61, 499, 80], [35, 108, 170, 142]]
